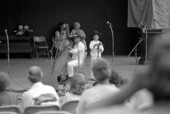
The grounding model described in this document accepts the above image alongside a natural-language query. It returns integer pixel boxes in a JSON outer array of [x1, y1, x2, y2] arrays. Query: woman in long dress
[[51, 22, 73, 83]]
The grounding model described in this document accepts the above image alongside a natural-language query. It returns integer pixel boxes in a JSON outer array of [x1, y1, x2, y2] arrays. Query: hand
[[67, 45, 72, 50], [93, 44, 99, 48]]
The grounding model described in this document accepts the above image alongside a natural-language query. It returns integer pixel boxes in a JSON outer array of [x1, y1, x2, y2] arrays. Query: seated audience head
[[28, 66, 43, 84], [74, 22, 81, 30], [0, 72, 10, 92], [92, 58, 112, 84], [109, 70, 128, 87], [147, 32, 170, 102], [70, 73, 86, 95]]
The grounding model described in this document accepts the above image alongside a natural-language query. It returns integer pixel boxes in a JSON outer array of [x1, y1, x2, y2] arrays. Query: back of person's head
[[109, 70, 128, 87], [70, 73, 86, 95], [151, 32, 170, 68], [147, 32, 170, 102], [28, 66, 43, 84], [0, 72, 10, 92], [92, 58, 112, 83]]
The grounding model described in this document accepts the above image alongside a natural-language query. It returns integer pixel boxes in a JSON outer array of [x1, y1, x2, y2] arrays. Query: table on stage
[[0, 35, 32, 58]]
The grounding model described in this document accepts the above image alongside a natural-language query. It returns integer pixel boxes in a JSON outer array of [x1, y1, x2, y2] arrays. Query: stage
[[0, 56, 146, 90]]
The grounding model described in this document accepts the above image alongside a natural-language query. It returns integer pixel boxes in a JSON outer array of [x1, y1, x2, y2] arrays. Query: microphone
[[4, 29, 7, 33], [107, 21, 112, 25]]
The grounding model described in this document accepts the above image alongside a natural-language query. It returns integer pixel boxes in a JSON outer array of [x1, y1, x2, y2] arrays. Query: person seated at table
[[62, 73, 86, 105]]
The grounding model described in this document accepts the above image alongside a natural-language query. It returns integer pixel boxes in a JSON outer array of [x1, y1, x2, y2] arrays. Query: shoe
[[57, 76, 62, 83]]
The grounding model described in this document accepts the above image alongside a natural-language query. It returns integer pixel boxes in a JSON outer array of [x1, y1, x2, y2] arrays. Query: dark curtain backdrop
[[0, 0, 138, 55]]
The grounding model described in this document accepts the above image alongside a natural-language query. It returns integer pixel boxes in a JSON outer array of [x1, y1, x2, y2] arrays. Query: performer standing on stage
[[71, 22, 87, 50], [51, 22, 71, 81], [52, 22, 69, 58], [89, 30, 104, 80], [67, 35, 85, 78]]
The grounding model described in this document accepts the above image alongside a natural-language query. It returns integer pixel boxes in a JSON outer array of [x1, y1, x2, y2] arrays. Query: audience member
[[85, 32, 170, 114], [109, 70, 128, 87], [22, 66, 60, 109], [62, 73, 86, 105], [0, 72, 17, 106], [76, 58, 120, 114]]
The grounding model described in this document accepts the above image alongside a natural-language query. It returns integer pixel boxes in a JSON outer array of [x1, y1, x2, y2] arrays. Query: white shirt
[[76, 84, 119, 114], [62, 92, 80, 105], [89, 40, 104, 57], [70, 41, 85, 60], [22, 82, 60, 109], [128, 89, 153, 110]]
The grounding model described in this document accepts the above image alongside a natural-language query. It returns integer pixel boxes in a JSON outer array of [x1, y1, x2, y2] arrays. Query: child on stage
[[89, 30, 104, 80]]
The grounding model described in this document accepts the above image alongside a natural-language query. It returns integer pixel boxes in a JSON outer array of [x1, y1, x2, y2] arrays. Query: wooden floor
[[0, 55, 146, 90]]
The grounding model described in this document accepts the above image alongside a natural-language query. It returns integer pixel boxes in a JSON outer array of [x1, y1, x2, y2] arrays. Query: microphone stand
[[128, 38, 143, 64], [5, 29, 10, 87], [108, 23, 114, 67], [5, 30, 10, 75], [145, 26, 148, 64], [50, 42, 55, 61]]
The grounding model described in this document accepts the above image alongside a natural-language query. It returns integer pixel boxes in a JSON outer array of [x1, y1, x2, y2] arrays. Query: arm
[[80, 30, 86, 39], [89, 41, 94, 50], [71, 30, 76, 36], [99, 42, 104, 52], [70, 43, 85, 54], [22, 92, 33, 109], [54, 31, 61, 41]]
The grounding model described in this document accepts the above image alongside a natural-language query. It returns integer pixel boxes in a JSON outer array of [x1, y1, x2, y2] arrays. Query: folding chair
[[23, 105, 60, 114], [0, 105, 21, 114], [0, 112, 18, 114], [33, 36, 50, 58], [61, 100, 79, 114], [35, 111, 71, 114]]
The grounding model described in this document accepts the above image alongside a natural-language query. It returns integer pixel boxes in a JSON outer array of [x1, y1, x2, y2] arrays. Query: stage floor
[[0, 56, 146, 90]]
